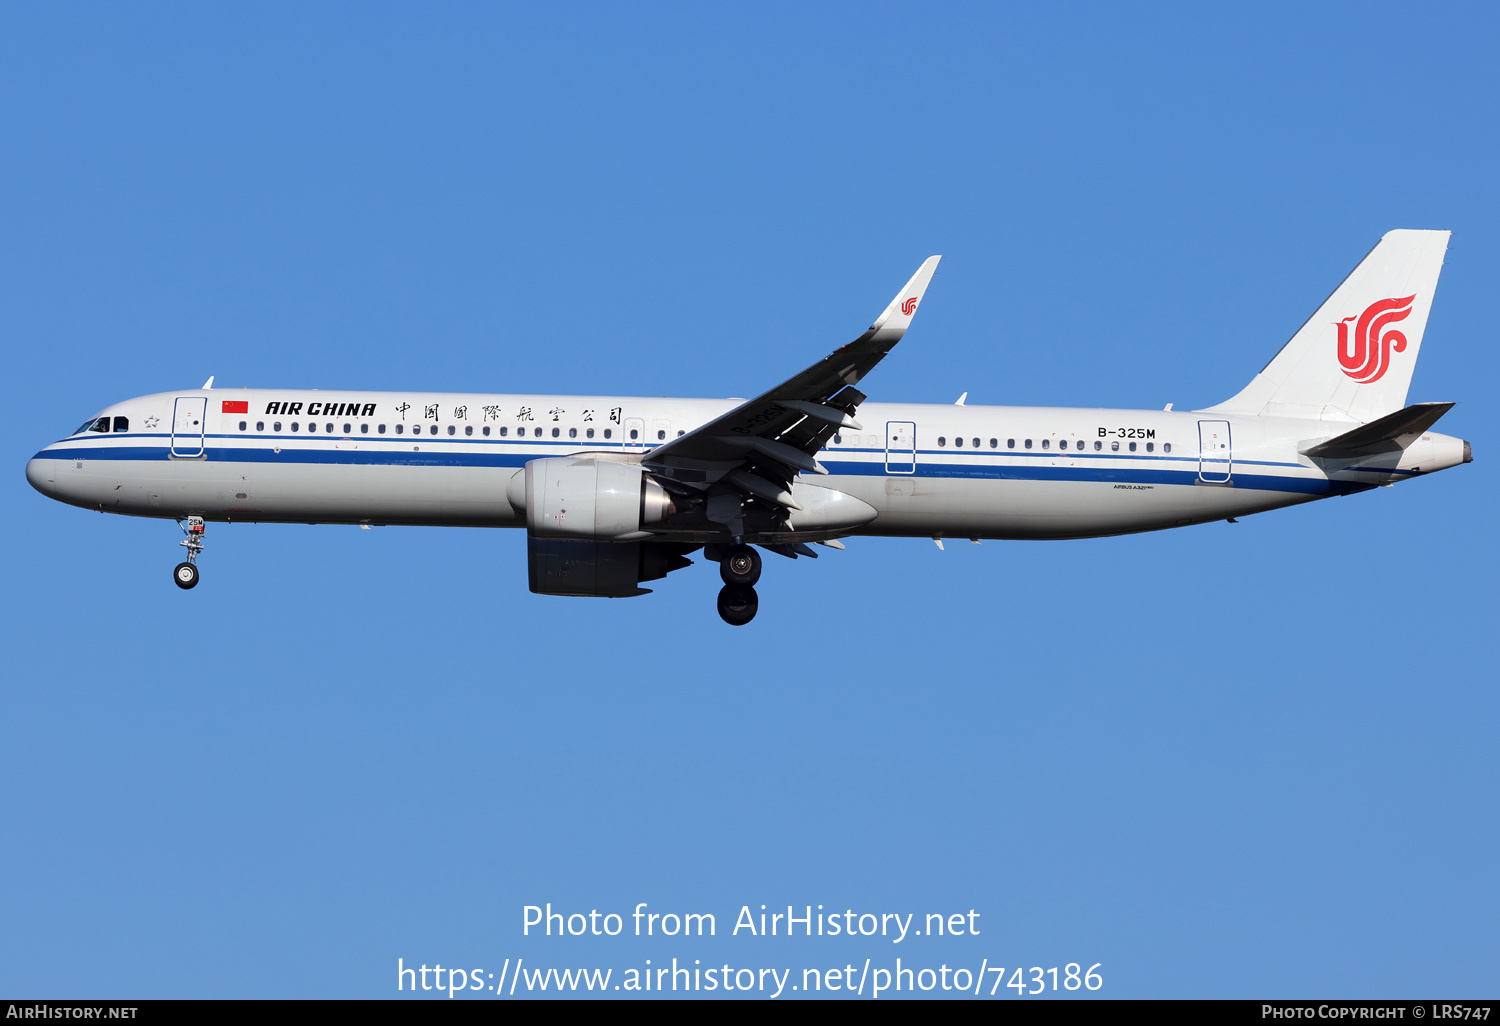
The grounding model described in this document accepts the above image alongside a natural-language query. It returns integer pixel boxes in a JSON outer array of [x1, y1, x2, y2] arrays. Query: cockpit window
[[113, 416, 129, 433], [76, 417, 110, 434]]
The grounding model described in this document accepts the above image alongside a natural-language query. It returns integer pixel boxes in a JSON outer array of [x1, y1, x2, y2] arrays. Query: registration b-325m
[[27, 230, 1471, 624]]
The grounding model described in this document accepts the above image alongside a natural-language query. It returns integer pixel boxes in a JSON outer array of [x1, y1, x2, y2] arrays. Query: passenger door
[[1197, 420, 1232, 483], [885, 420, 916, 474], [171, 397, 208, 458]]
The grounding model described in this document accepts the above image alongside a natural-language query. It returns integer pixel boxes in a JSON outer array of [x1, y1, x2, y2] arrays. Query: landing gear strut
[[174, 516, 205, 590]]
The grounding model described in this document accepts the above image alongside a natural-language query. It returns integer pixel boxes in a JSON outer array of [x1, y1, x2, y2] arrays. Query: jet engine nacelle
[[528, 539, 694, 597], [508, 458, 674, 540]]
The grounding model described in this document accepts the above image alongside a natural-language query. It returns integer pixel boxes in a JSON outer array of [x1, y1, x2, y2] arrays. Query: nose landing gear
[[173, 516, 205, 590]]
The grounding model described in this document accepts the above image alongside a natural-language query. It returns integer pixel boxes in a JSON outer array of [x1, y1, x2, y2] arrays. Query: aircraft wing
[[643, 257, 940, 504]]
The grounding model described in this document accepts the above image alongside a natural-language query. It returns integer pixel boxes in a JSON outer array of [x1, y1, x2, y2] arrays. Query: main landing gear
[[173, 516, 205, 590], [719, 544, 761, 587], [715, 544, 762, 626]]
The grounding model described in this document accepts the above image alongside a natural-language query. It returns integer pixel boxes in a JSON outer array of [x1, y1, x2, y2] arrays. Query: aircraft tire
[[719, 545, 761, 587], [717, 584, 758, 626], [173, 562, 200, 590]]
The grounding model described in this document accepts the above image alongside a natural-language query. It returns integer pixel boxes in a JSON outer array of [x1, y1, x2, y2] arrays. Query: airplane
[[26, 229, 1471, 625]]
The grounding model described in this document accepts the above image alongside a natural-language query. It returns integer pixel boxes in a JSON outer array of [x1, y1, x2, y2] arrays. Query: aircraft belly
[[44, 450, 1320, 537], [52, 457, 523, 526], [833, 473, 1317, 539], [211, 462, 522, 525]]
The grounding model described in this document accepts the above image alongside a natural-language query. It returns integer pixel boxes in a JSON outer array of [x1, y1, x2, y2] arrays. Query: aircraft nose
[[26, 455, 59, 497]]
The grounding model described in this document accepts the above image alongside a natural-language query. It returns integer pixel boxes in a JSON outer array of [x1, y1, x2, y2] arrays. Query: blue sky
[[2, 2, 1495, 999]]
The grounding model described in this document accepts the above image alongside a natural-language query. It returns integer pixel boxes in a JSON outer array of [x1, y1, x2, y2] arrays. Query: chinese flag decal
[[221, 400, 249, 414]]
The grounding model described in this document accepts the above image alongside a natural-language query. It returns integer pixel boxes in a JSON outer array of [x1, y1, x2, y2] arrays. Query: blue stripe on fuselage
[[32, 443, 1383, 496]]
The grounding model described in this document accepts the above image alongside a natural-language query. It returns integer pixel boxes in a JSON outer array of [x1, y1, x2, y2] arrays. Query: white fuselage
[[26, 388, 1468, 540]]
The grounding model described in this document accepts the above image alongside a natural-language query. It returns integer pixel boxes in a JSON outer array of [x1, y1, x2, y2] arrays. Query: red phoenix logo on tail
[[900, 296, 918, 316], [1336, 295, 1415, 384]]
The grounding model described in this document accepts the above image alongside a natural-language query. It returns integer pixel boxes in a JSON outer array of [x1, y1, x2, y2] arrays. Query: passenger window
[[834, 434, 842, 445], [256, 421, 265, 432], [1042, 439, 1050, 450], [238, 421, 247, 431], [1129, 442, 1137, 452], [482, 426, 490, 436], [1059, 440, 1067, 450], [431, 425, 439, 435], [568, 427, 577, 438], [1024, 439, 1032, 449], [274, 422, 282, 432], [308, 422, 317, 432], [1164, 443, 1172, 453], [361, 423, 369, 434], [326, 423, 333, 433], [533, 427, 542, 437], [604, 429, 612, 439], [990, 438, 997, 448], [1008, 439, 1015, 449], [657, 429, 666, 440], [395, 424, 404, 434], [344, 424, 352, 434], [292, 422, 300, 432], [378, 424, 386, 434], [1111, 441, 1119, 451], [952, 437, 960, 447], [448, 425, 456, 436], [465, 425, 473, 436], [937, 437, 946, 447], [498, 426, 507, 437], [1145, 442, 1154, 452], [677, 430, 684, 437], [552, 428, 560, 438], [113, 416, 129, 432], [1094, 440, 1101, 451], [629, 429, 639, 440], [972, 438, 980, 448], [586, 428, 594, 438]]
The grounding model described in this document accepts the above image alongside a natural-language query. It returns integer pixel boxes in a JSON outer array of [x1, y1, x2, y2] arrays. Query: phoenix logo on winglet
[[1337, 295, 1415, 384], [901, 297, 918, 316]]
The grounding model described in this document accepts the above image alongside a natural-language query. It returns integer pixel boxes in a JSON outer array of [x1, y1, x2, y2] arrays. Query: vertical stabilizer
[[1207, 229, 1449, 423]]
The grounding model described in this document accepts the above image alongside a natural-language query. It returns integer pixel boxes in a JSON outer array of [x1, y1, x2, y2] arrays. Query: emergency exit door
[[885, 421, 916, 474]]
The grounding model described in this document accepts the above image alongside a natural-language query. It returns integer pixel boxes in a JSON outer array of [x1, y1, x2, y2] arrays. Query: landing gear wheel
[[174, 516, 206, 591], [717, 584, 758, 626], [719, 544, 762, 587]]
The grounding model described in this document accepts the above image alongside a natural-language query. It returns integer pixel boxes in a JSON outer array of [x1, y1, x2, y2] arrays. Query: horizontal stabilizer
[[1300, 402, 1454, 459]]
